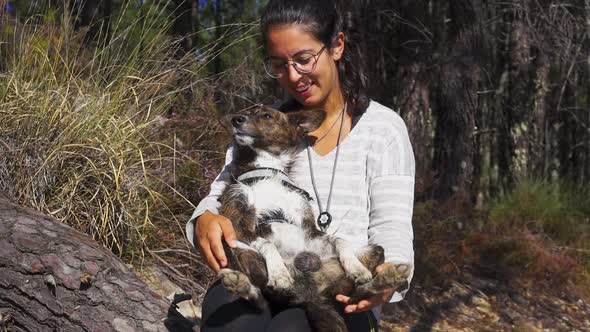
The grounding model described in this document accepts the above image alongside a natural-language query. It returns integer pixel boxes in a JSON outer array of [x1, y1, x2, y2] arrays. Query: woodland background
[[1, 0, 590, 330]]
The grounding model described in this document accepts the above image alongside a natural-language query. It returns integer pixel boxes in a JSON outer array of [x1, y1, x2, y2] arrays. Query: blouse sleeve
[[367, 120, 415, 302], [185, 147, 233, 248]]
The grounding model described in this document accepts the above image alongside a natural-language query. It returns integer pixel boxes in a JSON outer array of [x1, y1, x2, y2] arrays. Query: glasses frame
[[264, 45, 327, 79]]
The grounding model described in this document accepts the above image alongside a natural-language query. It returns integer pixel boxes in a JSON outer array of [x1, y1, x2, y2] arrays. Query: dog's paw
[[344, 259, 373, 285], [219, 269, 255, 298], [377, 263, 411, 289], [267, 268, 294, 290], [348, 263, 412, 303]]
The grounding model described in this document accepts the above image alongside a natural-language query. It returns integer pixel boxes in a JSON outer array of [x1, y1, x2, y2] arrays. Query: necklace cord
[[314, 107, 344, 143], [307, 102, 347, 226]]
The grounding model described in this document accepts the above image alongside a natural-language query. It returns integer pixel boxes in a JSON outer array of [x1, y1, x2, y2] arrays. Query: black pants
[[201, 280, 379, 332]]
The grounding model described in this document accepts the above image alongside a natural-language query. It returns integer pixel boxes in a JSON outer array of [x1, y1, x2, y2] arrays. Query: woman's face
[[266, 25, 344, 109]]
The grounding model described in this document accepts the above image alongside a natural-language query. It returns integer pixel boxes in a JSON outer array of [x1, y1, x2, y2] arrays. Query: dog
[[216, 105, 410, 331]]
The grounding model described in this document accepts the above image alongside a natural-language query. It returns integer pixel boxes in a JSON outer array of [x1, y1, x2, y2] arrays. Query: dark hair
[[261, 0, 369, 114]]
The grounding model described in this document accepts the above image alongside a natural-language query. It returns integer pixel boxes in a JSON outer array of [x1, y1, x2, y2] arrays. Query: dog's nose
[[231, 115, 247, 127]]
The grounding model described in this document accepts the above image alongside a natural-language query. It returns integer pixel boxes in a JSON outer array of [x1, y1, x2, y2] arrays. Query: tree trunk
[[529, 49, 550, 179], [495, 0, 532, 191], [393, 0, 433, 178], [172, 0, 197, 55], [101, 0, 112, 45], [0, 197, 172, 331], [0, 0, 6, 19], [585, 0, 590, 183], [432, 0, 482, 201]]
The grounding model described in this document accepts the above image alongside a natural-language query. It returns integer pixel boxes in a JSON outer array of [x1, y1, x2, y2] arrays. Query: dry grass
[[0, 15, 206, 261]]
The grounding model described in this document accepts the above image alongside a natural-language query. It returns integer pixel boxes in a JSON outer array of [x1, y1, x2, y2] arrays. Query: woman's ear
[[331, 32, 345, 61]]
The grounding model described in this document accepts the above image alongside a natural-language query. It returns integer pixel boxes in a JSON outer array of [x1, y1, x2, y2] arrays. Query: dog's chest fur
[[237, 177, 308, 225]]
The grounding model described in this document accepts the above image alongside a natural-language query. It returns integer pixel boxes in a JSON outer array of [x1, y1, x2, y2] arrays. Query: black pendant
[[317, 212, 332, 230]]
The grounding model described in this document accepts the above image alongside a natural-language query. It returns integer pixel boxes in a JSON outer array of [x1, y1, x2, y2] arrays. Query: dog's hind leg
[[218, 269, 268, 308], [348, 262, 411, 304], [225, 244, 269, 289], [251, 237, 294, 291]]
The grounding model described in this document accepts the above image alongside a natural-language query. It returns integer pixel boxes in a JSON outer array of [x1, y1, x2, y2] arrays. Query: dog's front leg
[[250, 238, 294, 290], [318, 236, 373, 285]]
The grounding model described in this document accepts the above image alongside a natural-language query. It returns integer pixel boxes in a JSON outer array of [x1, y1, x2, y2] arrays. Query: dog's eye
[[262, 113, 273, 119]]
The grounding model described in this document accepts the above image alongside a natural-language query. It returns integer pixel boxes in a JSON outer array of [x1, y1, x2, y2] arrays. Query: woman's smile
[[295, 82, 314, 97]]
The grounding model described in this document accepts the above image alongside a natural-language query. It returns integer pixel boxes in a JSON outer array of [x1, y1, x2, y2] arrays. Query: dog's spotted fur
[[217, 105, 410, 332]]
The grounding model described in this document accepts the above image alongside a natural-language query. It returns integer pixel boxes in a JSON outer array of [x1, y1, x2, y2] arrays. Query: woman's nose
[[286, 63, 302, 82]]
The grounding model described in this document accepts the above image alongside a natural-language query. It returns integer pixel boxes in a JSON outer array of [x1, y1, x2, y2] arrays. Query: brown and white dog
[[216, 105, 410, 332]]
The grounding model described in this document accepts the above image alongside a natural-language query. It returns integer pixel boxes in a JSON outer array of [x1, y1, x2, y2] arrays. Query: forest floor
[[379, 272, 590, 332]]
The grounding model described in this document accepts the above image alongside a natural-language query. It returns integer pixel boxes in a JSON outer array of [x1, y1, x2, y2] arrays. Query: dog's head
[[220, 105, 325, 154]]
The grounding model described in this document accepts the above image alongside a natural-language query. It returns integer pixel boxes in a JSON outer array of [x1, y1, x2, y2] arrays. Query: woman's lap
[[200, 280, 378, 332]]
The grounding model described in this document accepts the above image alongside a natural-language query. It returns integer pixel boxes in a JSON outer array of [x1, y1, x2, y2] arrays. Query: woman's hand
[[195, 211, 237, 273], [335, 263, 396, 313]]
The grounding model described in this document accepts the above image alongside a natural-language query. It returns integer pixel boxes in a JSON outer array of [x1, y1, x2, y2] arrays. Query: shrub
[[489, 179, 589, 244]]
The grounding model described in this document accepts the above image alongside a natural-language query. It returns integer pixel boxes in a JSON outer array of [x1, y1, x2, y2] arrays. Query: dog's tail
[[302, 301, 347, 332]]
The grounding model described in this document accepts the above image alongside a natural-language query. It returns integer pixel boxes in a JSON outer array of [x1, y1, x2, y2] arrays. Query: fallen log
[[0, 197, 189, 331]]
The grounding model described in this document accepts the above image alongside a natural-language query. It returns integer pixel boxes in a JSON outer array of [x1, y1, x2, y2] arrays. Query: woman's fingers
[[354, 300, 371, 311], [335, 294, 350, 303], [218, 217, 237, 248], [198, 234, 221, 273], [207, 223, 228, 269], [195, 212, 237, 272]]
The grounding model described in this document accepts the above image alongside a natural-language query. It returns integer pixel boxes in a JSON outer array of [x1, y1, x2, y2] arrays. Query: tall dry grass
[[0, 11, 229, 261]]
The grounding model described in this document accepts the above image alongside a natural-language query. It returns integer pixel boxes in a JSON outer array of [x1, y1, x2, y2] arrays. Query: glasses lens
[[263, 46, 323, 78], [263, 58, 283, 78], [292, 53, 316, 74]]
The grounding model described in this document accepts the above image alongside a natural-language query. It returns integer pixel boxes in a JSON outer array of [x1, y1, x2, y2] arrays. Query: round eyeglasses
[[263, 45, 327, 79]]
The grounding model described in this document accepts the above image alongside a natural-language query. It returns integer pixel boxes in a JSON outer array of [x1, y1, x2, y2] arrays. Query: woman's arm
[[367, 119, 416, 303], [338, 113, 416, 312], [185, 147, 233, 246], [186, 147, 238, 272]]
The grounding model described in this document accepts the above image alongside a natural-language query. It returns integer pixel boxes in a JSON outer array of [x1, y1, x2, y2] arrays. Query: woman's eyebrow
[[268, 48, 315, 59]]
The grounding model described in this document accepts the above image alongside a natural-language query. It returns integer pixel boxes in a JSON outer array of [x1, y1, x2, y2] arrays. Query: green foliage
[[477, 179, 590, 290], [489, 179, 590, 243]]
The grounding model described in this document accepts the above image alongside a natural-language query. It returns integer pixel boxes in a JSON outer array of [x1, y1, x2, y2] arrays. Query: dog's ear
[[219, 114, 233, 131], [287, 109, 326, 133]]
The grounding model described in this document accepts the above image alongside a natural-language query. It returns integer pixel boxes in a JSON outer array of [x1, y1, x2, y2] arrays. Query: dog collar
[[237, 168, 313, 201]]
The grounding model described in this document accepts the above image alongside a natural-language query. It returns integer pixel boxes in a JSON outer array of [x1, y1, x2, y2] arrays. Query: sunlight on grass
[[0, 10, 203, 261]]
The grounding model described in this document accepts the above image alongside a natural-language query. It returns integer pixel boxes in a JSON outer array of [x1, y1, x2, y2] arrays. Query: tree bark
[[0, 0, 6, 19], [172, 0, 199, 55], [393, 0, 433, 178], [432, 0, 482, 201], [496, 0, 532, 190], [529, 48, 550, 179], [0, 197, 170, 331], [585, 0, 590, 183]]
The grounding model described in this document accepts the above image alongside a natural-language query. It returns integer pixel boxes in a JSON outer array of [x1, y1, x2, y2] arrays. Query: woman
[[185, 0, 415, 330]]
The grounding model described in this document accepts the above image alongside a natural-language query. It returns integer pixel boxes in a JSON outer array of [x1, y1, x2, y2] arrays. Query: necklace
[[313, 107, 345, 143], [306, 102, 347, 232]]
